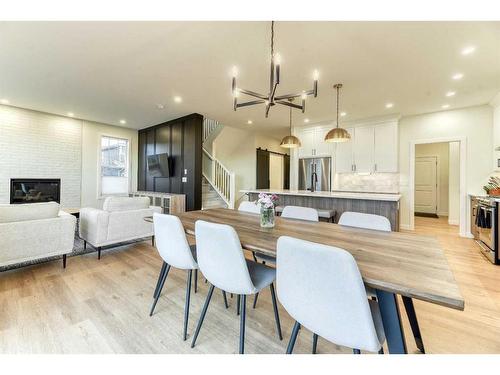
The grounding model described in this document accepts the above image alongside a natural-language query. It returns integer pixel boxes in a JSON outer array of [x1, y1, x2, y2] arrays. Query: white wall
[[449, 141, 460, 225], [399, 105, 493, 231], [491, 92, 500, 170], [0, 104, 138, 209], [415, 142, 449, 215]]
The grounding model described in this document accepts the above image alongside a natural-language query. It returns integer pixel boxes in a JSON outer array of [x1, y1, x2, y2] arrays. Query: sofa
[[0, 202, 76, 268], [79, 196, 161, 259]]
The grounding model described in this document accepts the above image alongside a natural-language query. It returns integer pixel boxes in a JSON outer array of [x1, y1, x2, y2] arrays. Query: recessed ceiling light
[[340, 112, 347, 117], [304, 118, 310, 123], [119, 119, 126, 124], [461, 46, 476, 55], [446, 91, 456, 97], [452, 73, 464, 80], [156, 104, 165, 109], [442, 104, 450, 109], [173, 96, 182, 103], [247, 120, 253, 125], [67, 112, 74, 117], [385, 103, 394, 109], [0, 99, 9, 105]]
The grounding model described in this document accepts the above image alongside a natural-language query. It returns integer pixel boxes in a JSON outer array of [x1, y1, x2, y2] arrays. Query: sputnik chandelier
[[232, 21, 319, 118]]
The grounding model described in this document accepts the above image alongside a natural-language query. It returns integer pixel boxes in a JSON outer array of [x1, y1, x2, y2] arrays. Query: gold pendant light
[[280, 99, 302, 148], [325, 83, 351, 143]]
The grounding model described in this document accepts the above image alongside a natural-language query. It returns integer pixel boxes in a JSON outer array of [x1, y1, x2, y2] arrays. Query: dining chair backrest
[[338, 211, 391, 232], [238, 201, 261, 214], [153, 213, 198, 270], [276, 236, 382, 353], [281, 206, 319, 222], [195, 220, 257, 295]]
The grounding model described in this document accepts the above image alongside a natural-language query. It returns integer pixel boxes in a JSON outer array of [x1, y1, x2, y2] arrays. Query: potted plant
[[257, 193, 279, 228]]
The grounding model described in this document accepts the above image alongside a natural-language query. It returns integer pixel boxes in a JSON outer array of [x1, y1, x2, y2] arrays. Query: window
[[100, 136, 129, 196]]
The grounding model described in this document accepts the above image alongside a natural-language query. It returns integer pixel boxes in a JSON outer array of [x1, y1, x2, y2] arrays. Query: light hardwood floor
[[0, 216, 499, 353]]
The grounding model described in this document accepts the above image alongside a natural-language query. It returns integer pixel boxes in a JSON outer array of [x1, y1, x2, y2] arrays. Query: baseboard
[[448, 219, 459, 226], [461, 231, 474, 239], [437, 211, 449, 216], [399, 224, 412, 230]]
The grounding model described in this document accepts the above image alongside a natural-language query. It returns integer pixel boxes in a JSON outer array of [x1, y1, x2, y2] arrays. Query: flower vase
[[260, 206, 275, 228]]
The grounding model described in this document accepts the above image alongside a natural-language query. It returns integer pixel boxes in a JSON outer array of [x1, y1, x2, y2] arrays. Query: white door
[[269, 153, 284, 189], [297, 128, 315, 158], [335, 127, 354, 173], [353, 126, 375, 173], [415, 156, 437, 214], [374, 122, 398, 172]]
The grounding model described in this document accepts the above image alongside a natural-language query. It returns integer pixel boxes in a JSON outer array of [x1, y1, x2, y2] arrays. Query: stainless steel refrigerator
[[298, 157, 332, 191]]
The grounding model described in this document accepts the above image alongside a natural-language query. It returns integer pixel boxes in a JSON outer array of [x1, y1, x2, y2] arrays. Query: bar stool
[[150, 213, 228, 341], [276, 236, 386, 354], [190, 220, 283, 354]]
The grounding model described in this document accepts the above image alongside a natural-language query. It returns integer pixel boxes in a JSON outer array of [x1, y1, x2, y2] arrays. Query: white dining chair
[[281, 205, 320, 222], [150, 213, 228, 341], [276, 236, 386, 354], [190, 220, 283, 354], [338, 211, 425, 353], [238, 201, 261, 214], [338, 211, 391, 231]]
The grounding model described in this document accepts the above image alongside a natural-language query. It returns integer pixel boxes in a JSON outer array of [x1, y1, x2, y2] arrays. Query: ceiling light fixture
[[385, 103, 394, 109], [247, 120, 253, 125], [324, 84, 351, 143], [173, 96, 182, 103], [156, 104, 165, 109], [442, 104, 450, 109], [446, 91, 456, 97], [280, 98, 302, 148], [0, 99, 9, 105], [304, 118, 310, 123], [119, 119, 126, 124], [67, 112, 74, 117], [232, 21, 318, 118], [452, 73, 464, 80], [340, 112, 347, 117], [461, 46, 476, 55]]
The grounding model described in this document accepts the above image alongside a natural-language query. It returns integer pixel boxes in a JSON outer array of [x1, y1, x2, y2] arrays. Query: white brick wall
[[0, 106, 82, 207]]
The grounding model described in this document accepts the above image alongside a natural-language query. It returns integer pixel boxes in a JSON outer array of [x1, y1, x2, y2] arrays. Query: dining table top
[[173, 208, 464, 311]]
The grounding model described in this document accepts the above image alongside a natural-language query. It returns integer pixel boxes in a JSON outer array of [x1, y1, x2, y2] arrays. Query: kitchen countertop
[[241, 189, 401, 202]]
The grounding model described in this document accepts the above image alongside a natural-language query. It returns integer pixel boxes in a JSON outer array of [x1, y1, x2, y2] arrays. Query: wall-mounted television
[[147, 153, 171, 177]]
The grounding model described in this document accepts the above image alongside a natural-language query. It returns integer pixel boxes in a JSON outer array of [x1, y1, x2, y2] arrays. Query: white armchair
[[0, 202, 76, 268], [79, 196, 161, 259]]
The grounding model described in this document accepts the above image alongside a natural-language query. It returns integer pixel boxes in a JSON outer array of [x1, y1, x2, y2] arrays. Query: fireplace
[[10, 179, 61, 204]]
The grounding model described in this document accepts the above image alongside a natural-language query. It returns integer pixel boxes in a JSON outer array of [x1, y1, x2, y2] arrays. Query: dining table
[[171, 208, 465, 354]]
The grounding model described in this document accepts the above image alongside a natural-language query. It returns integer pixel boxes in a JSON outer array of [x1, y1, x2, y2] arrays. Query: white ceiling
[[1, 21, 499, 135]]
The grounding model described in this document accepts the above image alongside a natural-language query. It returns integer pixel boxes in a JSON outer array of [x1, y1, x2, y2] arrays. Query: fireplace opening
[[10, 179, 61, 204]]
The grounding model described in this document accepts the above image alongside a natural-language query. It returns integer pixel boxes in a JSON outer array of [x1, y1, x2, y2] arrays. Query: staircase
[[202, 118, 236, 209]]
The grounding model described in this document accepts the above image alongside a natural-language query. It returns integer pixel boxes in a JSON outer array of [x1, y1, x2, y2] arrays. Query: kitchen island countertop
[[240, 189, 401, 202]]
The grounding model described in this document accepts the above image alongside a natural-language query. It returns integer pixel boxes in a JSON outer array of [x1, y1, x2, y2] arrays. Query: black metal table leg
[[375, 289, 407, 354], [183, 270, 192, 341], [402, 296, 425, 353]]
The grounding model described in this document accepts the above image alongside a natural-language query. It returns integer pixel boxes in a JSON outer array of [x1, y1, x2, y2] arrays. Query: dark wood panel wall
[[138, 113, 203, 211]]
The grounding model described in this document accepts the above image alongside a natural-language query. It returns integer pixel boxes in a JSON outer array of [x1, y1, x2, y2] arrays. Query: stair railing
[[202, 147, 235, 209], [203, 118, 221, 143]]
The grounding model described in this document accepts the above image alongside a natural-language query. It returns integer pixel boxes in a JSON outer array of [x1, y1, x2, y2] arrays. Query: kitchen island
[[241, 189, 401, 231]]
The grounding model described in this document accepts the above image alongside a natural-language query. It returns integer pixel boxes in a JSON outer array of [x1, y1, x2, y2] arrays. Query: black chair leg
[[97, 247, 102, 260], [149, 264, 170, 316], [312, 333, 318, 354], [183, 270, 192, 341], [153, 262, 168, 298], [402, 296, 425, 353], [237, 294, 241, 315], [252, 292, 259, 309], [222, 290, 229, 309], [286, 321, 301, 354], [191, 284, 215, 348], [378, 347, 384, 354], [194, 269, 198, 293], [252, 252, 258, 262], [151, 235, 155, 247], [269, 283, 282, 340], [62, 254, 67, 269], [353, 348, 361, 354], [239, 294, 246, 354], [83, 240, 87, 250]]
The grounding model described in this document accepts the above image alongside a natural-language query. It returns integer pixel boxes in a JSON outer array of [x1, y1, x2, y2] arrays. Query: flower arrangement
[[257, 193, 279, 209]]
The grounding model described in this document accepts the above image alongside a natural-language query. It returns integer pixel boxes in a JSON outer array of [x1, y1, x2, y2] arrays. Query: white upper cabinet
[[353, 126, 375, 173], [374, 122, 398, 172], [297, 126, 332, 158], [335, 127, 354, 173]]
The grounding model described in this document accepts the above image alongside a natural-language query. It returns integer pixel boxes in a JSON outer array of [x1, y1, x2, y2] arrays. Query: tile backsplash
[[334, 173, 400, 193]]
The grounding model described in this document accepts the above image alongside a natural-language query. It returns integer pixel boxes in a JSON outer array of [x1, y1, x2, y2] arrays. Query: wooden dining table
[[173, 208, 464, 354]]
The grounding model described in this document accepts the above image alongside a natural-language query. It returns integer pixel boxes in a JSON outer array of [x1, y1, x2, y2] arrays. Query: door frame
[[409, 136, 467, 237], [414, 155, 440, 215]]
